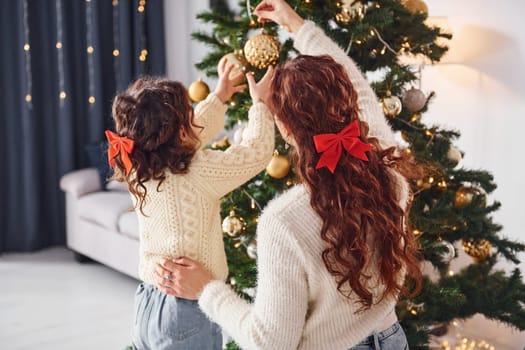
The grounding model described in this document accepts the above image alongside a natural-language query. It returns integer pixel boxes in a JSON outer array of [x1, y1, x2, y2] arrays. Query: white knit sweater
[[136, 93, 275, 284], [198, 22, 409, 350]]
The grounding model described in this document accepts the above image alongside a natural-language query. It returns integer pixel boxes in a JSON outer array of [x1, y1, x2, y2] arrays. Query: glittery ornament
[[243, 30, 280, 69], [222, 210, 246, 237]]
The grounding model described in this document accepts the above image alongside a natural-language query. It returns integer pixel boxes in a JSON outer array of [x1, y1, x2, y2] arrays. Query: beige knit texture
[[136, 93, 275, 284], [199, 22, 409, 350]]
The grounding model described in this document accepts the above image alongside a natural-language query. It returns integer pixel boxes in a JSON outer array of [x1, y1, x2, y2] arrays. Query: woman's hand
[[154, 257, 214, 300], [246, 66, 274, 105], [214, 59, 247, 103], [254, 0, 304, 34]]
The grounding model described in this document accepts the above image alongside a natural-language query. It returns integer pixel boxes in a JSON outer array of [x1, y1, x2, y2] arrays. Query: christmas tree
[[190, 0, 525, 348]]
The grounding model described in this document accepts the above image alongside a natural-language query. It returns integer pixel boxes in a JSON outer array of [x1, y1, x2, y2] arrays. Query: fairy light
[[137, 0, 148, 68], [85, 0, 95, 106], [56, 0, 66, 103], [22, 0, 32, 108], [112, 0, 121, 89]]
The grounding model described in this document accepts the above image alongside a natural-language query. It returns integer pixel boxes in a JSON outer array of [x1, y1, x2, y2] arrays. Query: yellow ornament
[[222, 210, 246, 238], [381, 92, 402, 118], [453, 186, 486, 208], [188, 78, 210, 102], [218, 53, 247, 84], [211, 136, 230, 149], [243, 30, 280, 69], [335, 0, 366, 25], [266, 150, 290, 179], [462, 239, 492, 263], [401, 0, 428, 15]]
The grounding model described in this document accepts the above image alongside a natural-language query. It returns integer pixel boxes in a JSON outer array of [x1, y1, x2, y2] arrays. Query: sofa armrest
[[60, 168, 101, 198]]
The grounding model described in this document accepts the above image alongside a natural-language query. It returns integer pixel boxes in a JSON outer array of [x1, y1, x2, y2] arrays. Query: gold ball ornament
[[335, 0, 366, 25], [462, 239, 492, 263], [403, 87, 427, 112], [453, 186, 486, 209], [266, 150, 291, 179], [381, 93, 403, 118], [188, 78, 210, 102], [222, 210, 246, 238], [211, 136, 231, 149], [243, 30, 280, 69], [218, 53, 247, 84], [401, 0, 429, 15]]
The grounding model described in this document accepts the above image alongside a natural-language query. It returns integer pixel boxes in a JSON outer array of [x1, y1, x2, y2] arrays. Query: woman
[[155, 1, 424, 349]]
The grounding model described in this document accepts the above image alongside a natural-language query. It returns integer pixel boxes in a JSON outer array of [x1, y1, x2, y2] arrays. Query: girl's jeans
[[350, 322, 409, 350], [132, 283, 222, 350]]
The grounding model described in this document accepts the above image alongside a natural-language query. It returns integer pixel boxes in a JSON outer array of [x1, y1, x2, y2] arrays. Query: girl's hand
[[254, 0, 304, 34], [154, 257, 213, 300], [246, 66, 274, 105], [215, 59, 247, 103]]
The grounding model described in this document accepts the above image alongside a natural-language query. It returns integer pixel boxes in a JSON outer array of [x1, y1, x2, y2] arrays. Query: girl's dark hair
[[110, 76, 201, 214], [269, 55, 424, 309]]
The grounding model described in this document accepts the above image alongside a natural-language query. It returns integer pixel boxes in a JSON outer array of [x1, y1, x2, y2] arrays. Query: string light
[[22, 0, 32, 108], [85, 0, 95, 106], [56, 0, 66, 104], [112, 0, 121, 89], [138, 0, 148, 67]]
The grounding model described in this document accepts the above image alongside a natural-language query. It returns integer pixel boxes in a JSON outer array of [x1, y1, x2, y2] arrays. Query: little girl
[[106, 62, 275, 349]]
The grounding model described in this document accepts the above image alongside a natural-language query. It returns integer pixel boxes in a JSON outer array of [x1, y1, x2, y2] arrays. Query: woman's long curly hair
[[110, 76, 201, 214], [269, 55, 424, 309]]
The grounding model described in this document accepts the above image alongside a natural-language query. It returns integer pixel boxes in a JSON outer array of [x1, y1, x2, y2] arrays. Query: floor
[[0, 247, 138, 350], [1, 247, 524, 350]]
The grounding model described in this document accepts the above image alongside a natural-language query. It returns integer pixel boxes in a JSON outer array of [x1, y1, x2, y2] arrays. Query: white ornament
[[246, 240, 257, 259], [233, 124, 247, 144], [447, 145, 462, 165]]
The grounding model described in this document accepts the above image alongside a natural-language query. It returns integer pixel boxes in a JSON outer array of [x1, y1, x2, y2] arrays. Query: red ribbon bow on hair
[[105, 130, 135, 175], [313, 120, 374, 173]]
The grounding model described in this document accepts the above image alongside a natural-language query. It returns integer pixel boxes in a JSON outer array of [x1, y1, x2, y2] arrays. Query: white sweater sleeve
[[199, 215, 308, 350], [192, 102, 275, 199], [193, 92, 228, 147], [293, 21, 396, 149]]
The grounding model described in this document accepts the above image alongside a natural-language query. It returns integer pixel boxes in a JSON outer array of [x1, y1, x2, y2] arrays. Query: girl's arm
[[293, 21, 396, 149], [193, 62, 247, 147], [199, 215, 308, 350], [191, 101, 275, 198], [193, 93, 228, 147]]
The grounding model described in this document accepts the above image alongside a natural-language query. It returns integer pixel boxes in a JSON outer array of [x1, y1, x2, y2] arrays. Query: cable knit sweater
[[198, 21, 409, 350], [136, 93, 275, 284]]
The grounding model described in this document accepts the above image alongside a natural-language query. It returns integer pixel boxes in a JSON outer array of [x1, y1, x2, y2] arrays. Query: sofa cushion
[[77, 191, 133, 232], [119, 211, 139, 240]]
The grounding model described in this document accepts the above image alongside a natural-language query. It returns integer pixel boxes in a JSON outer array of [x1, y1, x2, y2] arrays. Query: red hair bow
[[313, 120, 374, 173], [105, 130, 135, 175]]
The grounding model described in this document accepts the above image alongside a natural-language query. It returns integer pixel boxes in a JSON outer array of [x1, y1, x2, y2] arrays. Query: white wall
[[165, 1, 525, 346], [423, 0, 525, 271]]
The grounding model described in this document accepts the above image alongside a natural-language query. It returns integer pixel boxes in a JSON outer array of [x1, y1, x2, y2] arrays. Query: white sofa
[[59, 167, 140, 279]]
